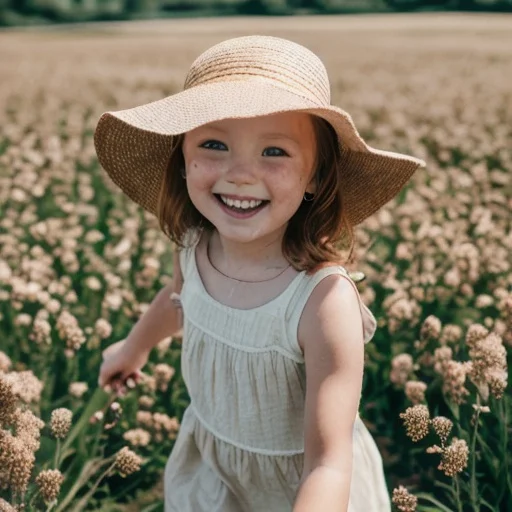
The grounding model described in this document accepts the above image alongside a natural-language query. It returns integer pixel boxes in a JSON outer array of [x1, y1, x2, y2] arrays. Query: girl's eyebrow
[[201, 126, 298, 143], [202, 125, 228, 134], [263, 133, 298, 142]]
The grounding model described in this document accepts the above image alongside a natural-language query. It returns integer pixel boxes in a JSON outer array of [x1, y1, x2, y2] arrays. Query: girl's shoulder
[[295, 264, 377, 352]]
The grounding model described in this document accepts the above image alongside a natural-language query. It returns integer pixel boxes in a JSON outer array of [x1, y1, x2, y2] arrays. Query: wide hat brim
[[94, 79, 426, 227]]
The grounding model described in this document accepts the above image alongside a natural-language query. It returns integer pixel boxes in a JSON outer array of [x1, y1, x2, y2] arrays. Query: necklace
[[206, 235, 291, 283]]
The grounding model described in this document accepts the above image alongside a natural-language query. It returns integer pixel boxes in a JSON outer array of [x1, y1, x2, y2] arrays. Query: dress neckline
[[190, 231, 306, 313]]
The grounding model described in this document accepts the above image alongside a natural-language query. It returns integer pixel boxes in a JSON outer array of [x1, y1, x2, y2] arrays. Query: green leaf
[[59, 447, 76, 464], [141, 504, 163, 512], [479, 498, 498, 511], [94, 505, 126, 512], [433, 480, 457, 498], [416, 492, 455, 512], [60, 387, 110, 456], [476, 432, 499, 480], [55, 457, 110, 512]]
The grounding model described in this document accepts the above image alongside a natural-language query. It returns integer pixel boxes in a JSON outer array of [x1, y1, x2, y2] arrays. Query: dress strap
[[178, 228, 202, 280], [283, 265, 378, 362]]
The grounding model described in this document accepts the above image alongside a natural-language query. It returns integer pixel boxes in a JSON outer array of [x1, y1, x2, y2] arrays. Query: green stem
[[501, 399, 512, 498], [55, 456, 114, 512], [48, 394, 69, 409], [454, 475, 463, 512], [28, 489, 41, 508], [447, 401, 461, 427], [470, 397, 481, 512], [72, 461, 117, 512], [54, 438, 61, 469]]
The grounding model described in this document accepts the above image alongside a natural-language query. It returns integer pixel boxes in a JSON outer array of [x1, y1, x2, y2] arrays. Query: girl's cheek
[[263, 159, 304, 178], [187, 159, 223, 186], [263, 163, 304, 191]]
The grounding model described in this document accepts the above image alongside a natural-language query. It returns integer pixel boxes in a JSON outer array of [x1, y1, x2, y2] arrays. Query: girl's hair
[[157, 115, 355, 274]]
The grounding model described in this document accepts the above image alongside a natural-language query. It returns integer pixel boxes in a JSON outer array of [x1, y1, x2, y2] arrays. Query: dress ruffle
[[165, 407, 390, 511]]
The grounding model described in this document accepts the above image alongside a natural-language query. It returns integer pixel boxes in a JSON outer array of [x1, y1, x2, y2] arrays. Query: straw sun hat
[[94, 35, 426, 227]]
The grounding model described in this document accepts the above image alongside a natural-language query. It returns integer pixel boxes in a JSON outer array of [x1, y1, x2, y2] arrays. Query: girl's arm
[[123, 248, 184, 356], [293, 275, 366, 512]]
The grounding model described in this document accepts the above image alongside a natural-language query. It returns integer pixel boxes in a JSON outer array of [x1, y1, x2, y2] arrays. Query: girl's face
[[182, 112, 317, 244]]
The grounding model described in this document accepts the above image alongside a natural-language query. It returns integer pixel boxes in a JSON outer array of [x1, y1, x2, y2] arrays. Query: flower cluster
[[50, 408, 73, 439], [404, 381, 427, 405], [439, 360, 471, 405], [0, 430, 36, 496], [136, 410, 180, 442], [1, 370, 44, 404], [56, 310, 86, 352], [153, 363, 176, 392], [35, 469, 64, 504], [69, 381, 88, 398], [431, 416, 453, 445], [397, 316, 508, 495], [123, 428, 152, 447], [392, 485, 417, 512], [390, 353, 414, 388], [0, 378, 17, 425], [0, 369, 77, 509], [425, 415, 468, 477], [437, 438, 469, 477], [0, 498, 16, 512], [399, 405, 430, 442], [419, 314, 442, 343], [114, 446, 143, 477], [467, 331, 507, 400]]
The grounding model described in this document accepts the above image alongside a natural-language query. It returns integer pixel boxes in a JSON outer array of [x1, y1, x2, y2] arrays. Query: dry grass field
[[0, 12, 511, 512]]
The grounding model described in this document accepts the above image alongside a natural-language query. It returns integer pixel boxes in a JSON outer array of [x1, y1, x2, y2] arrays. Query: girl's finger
[[116, 385, 127, 397]]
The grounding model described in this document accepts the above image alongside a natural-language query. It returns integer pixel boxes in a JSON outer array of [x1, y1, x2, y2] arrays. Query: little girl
[[95, 35, 425, 512]]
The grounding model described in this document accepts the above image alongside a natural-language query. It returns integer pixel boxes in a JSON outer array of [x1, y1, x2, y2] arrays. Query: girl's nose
[[225, 162, 257, 185]]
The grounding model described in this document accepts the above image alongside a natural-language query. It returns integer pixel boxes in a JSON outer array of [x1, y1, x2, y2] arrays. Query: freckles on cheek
[[186, 158, 199, 172], [188, 160, 219, 191]]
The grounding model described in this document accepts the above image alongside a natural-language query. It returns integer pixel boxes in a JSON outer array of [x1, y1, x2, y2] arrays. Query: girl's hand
[[98, 338, 149, 394]]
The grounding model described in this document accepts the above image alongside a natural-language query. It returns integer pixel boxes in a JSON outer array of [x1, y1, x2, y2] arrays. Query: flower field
[[0, 12, 511, 512]]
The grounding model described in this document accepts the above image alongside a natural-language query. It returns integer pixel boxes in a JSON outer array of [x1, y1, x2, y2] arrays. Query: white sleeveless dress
[[164, 229, 391, 511]]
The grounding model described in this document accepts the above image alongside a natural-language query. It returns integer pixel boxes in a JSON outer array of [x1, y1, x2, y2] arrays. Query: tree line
[[0, 0, 511, 26]]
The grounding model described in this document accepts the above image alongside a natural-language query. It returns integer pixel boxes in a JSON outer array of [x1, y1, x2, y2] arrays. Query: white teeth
[[219, 195, 264, 210]]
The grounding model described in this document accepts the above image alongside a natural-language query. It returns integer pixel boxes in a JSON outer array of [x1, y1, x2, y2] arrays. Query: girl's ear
[[305, 175, 317, 195]]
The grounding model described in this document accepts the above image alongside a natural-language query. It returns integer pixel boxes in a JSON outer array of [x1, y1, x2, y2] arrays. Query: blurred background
[[0, 0, 511, 26]]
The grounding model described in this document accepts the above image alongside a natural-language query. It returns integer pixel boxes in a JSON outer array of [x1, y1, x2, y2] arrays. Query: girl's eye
[[200, 140, 227, 151], [263, 147, 288, 157]]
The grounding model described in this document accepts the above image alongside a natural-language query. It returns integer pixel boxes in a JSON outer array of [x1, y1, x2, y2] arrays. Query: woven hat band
[[184, 36, 331, 106]]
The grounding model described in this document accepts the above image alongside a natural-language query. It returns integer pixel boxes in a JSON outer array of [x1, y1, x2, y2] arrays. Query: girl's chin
[[213, 222, 290, 244], [214, 227, 269, 242]]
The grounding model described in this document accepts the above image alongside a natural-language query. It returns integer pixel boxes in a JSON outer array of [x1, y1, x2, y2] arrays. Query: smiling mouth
[[213, 194, 270, 214]]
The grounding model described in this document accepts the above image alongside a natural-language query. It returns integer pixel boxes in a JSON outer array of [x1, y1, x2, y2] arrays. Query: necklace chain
[[206, 235, 291, 283]]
